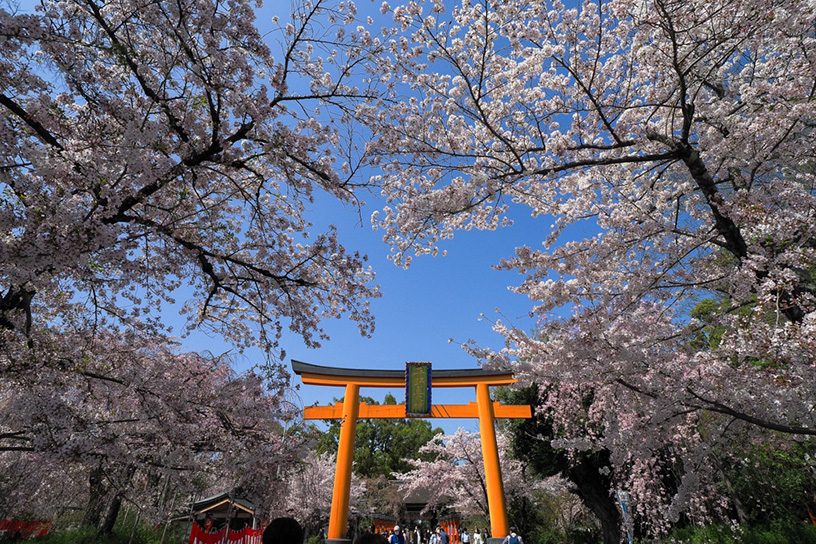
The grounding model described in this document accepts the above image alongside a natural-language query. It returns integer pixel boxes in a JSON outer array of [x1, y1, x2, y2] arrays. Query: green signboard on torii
[[405, 361, 431, 417]]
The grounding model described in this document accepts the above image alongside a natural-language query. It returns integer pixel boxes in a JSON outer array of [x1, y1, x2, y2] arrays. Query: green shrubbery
[[666, 522, 816, 544], [0, 522, 189, 544], [2, 527, 122, 544]]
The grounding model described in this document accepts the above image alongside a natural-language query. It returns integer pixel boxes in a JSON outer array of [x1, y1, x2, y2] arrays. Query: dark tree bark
[[82, 462, 109, 529], [99, 494, 123, 535], [566, 454, 621, 544]]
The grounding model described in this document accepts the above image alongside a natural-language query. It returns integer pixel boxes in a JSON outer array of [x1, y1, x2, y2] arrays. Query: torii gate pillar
[[476, 383, 508, 537], [292, 360, 532, 544], [329, 384, 360, 540]]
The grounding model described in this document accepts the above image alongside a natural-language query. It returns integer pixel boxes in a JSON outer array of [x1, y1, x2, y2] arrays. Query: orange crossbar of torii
[[291, 360, 532, 543]]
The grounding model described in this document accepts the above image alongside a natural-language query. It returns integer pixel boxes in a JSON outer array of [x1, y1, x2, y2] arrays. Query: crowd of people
[[378, 523, 493, 544], [259, 518, 523, 544]]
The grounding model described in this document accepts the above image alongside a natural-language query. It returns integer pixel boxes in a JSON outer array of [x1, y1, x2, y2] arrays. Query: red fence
[[189, 522, 262, 544], [440, 520, 460, 544], [0, 519, 52, 539]]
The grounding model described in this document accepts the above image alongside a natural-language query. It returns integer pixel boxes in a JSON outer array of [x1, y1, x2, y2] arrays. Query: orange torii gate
[[292, 360, 532, 544]]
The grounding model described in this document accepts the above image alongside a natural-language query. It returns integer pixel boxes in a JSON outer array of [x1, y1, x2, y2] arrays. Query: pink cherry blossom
[[365, 0, 816, 536], [0, 0, 388, 527]]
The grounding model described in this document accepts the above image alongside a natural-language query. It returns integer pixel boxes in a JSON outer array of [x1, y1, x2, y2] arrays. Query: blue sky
[[177, 0, 554, 433], [186, 194, 547, 434], [176, 0, 579, 435]]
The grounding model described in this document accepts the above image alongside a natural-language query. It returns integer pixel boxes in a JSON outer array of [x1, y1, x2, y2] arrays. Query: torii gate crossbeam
[[292, 360, 532, 544]]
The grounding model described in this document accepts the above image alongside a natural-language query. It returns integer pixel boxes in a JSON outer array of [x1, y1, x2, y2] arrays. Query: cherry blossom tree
[[395, 429, 536, 521], [363, 0, 816, 536], [497, 385, 622, 543], [0, 0, 384, 359], [0, 329, 298, 533], [0, 451, 86, 522], [271, 450, 366, 538], [1, 0, 386, 532]]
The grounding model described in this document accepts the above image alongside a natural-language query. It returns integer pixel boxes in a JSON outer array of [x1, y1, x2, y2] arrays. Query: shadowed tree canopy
[[497, 386, 621, 544]]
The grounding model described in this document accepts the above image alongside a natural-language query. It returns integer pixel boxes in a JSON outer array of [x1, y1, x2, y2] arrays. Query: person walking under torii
[[500, 527, 523, 544]]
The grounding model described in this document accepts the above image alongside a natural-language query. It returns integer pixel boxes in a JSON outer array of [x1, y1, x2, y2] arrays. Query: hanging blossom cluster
[[362, 0, 816, 536], [270, 450, 366, 532]]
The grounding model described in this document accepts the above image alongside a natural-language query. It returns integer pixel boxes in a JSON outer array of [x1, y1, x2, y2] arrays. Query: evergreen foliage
[[316, 394, 442, 478]]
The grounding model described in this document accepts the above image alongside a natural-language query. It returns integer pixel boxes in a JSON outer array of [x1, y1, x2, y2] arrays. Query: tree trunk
[[713, 458, 748, 525], [99, 494, 122, 535], [567, 455, 621, 544], [82, 462, 109, 529]]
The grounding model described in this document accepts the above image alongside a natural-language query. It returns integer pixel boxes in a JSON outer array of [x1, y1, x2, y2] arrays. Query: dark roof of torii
[[291, 360, 515, 380]]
